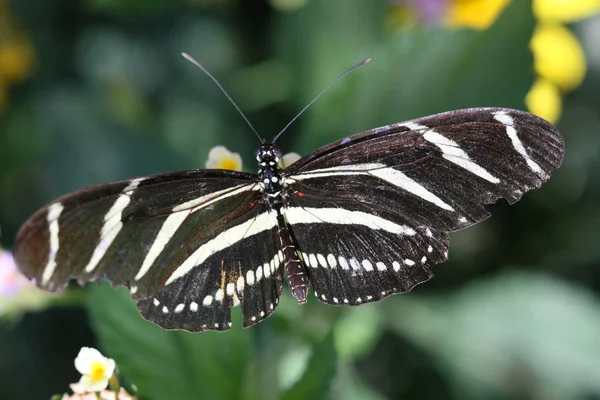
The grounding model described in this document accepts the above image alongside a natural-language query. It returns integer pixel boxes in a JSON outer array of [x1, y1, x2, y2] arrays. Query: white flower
[[0, 247, 52, 317], [74, 347, 116, 393], [279, 152, 301, 168], [62, 384, 136, 400], [205, 146, 243, 171], [0, 249, 30, 296]]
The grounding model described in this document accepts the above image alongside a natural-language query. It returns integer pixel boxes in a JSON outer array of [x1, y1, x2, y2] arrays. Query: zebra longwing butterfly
[[13, 57, 564, 332]]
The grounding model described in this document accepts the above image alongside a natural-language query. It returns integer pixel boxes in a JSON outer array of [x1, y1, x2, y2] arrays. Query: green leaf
[[333, 305, 382, 362], [385, 271, 600, 399], [281, 331, 338, 400], [278, 0, 535, 153], [86, 282, 255, 400], [85, 0, 172, 15], [332, 365, 389, 400]]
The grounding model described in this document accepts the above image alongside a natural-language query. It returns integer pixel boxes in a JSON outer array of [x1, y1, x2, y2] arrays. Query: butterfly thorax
[[257, 143, 283, 196]]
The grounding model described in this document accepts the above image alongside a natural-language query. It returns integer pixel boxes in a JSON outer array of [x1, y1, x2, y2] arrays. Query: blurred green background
[[1, 0, 600, 399]]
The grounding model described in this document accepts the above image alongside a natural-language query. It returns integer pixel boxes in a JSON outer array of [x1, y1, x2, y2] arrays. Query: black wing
[[14, 170, 282, 331], [282, 108, 563, 304], [284, 198, 448, 305]]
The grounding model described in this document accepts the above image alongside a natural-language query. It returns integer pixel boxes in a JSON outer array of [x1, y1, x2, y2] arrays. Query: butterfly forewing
[[15, 170, 256, 291], [284, 108, 563, 232]]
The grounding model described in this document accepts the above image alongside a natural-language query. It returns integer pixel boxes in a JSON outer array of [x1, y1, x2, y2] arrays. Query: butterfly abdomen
[[275, 211, 308, 303]]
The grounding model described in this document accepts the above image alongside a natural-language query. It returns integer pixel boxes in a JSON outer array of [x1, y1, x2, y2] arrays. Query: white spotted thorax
[[257, 143, 284, 195]]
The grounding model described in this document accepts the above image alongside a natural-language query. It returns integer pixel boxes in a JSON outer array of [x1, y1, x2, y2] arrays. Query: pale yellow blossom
[[74, 347, 116, 393], [205, 146, 243, 171], [279, 152, 301, 168]]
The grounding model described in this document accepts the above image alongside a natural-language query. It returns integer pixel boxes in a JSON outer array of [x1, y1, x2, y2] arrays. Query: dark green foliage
[[87, 283, 253, 400], [281, 331, 338, 400]]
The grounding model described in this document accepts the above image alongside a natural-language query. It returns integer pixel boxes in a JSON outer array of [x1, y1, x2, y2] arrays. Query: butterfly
[[13, 55, 564, 332]]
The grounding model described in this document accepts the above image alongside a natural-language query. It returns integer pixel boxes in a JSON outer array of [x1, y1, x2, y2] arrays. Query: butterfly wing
[[14, 169, 283, 331], [135, 196, 284, 331], [282, 108, 563, 304], [284, 197, 449, 305]]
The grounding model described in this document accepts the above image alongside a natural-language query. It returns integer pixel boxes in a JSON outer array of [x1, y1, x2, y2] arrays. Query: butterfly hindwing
[[284, 194, 448, 305], [136, 203, 284, 331]]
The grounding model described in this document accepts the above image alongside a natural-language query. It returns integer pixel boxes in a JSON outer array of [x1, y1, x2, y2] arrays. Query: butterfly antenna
[[182, 52, 264, 144], [272, 57, 371, 143]]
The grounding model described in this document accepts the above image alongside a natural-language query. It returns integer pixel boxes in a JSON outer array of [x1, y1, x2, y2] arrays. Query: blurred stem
[[51, 288, 87, 307], [108, 373, 121, 393]]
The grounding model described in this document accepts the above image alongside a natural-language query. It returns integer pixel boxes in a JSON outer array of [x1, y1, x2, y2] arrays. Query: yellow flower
[[74, 347, 116, 393], [441, 0, 599, 124], [445, 0, 600, 29], [444, 0, 592, 93], [525, 78, 562, 124], [531, 23, 586, 91], [205, 146, 243, 171], [0, 39, 34, 82], [534, 0, 600, 23], [445, 0, 509, 29]]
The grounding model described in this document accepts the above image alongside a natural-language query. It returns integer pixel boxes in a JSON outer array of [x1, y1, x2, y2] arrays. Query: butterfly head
[[256, 143, 282, 164], [257, 143, 283, 195]]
